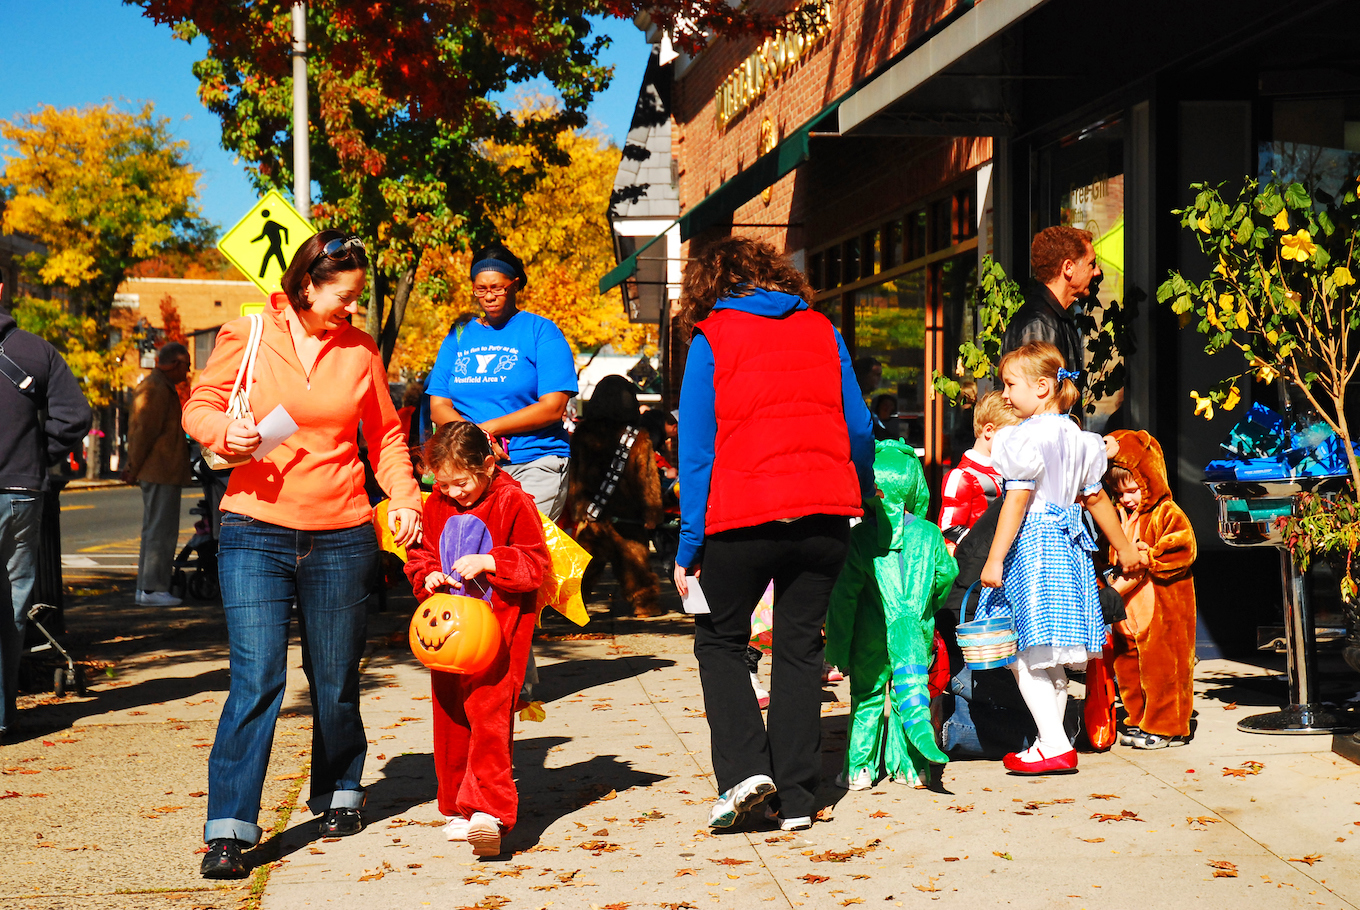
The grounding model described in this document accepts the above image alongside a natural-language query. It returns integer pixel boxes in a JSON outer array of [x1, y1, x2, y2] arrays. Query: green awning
[[678, 102, 841, 241], [599, 224, 677, 294], [600, 98, 843, 294]]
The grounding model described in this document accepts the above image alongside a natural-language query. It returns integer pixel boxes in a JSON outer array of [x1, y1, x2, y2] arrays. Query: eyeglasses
[[473, 285, 513, 299], [308, 236, 366, 271]]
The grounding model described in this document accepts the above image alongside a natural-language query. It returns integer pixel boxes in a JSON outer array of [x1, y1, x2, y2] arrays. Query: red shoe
[[1002, 747, 1078, 775]]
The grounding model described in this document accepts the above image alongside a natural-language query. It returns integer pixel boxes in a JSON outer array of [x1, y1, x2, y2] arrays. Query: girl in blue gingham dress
[[978, 342, 1145, 775]]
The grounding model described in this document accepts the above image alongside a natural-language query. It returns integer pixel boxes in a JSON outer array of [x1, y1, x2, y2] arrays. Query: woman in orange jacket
[[184, 231, 423, 879]]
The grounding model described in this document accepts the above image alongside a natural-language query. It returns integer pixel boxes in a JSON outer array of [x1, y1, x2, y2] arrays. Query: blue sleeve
[[426, 328, 460, 399], [837, 330, 874, 497], [676, 333, 717, 570], [534, 318, 579, 398]]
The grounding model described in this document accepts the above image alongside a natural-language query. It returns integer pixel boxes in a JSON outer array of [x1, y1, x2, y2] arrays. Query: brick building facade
[[607, 0, 1360, 658]]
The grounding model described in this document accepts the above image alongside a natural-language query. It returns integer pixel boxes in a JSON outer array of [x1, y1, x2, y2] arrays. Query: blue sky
[[0, 1, 650, 231]]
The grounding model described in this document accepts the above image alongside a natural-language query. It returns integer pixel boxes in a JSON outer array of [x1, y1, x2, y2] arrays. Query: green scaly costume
[[825, 440, 958, 786]]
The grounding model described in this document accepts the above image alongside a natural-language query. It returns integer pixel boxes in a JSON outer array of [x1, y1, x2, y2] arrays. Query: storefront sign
[[714, 1, 832, 131]]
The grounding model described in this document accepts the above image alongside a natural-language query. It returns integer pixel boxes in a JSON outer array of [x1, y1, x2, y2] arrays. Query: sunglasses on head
[[309, 236, 366, 271]]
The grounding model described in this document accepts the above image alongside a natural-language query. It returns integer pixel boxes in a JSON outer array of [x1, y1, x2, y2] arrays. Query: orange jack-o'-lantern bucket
[[408, 593, 502, 674]]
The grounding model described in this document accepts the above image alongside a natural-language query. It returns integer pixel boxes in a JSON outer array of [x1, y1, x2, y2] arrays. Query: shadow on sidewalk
[[535, 655, 677, 703], [502, 735, 669, 855]]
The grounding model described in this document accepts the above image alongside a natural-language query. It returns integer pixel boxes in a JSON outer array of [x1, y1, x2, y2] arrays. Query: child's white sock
[[1011, 654, 1070, 759]]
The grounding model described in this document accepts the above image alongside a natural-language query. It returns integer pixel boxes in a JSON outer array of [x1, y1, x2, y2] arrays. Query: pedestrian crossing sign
[[217, 190, 315, 297]]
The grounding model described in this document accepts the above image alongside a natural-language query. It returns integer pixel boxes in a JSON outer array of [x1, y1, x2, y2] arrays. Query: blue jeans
[[205, 514, 376, 845], [0, 490, 42, 733]]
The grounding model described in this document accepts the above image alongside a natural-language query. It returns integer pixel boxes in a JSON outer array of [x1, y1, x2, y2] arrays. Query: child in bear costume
[[1105, 429, 1197, 748], [825, 440, 958, 788]]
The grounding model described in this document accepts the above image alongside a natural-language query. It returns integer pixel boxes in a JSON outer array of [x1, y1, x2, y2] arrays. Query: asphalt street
[[58, 484, 203, 570]]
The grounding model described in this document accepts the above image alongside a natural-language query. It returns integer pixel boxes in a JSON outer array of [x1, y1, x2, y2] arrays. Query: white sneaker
[[443, 815, 469, 841], [708, 774, 776, 828], [834, 768, 874, 791], [136, 590, 182, 606], [467, 812, 502, 856], [761, 804, 812, 831]]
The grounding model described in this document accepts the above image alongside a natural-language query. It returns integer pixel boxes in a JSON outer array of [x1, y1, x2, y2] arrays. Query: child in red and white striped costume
[[939, 391, 1018, 551]]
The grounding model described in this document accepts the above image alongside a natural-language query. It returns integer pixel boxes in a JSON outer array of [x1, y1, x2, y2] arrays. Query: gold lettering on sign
[[714, 1, 833, 131], [759, 118, 778, 204]]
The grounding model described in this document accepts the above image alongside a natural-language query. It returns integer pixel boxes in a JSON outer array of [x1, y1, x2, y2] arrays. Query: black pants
[[693, 515, 850, 819]]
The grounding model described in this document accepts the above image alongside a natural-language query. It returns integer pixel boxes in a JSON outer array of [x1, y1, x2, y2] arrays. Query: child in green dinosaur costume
[[825, 440, 958, 789]]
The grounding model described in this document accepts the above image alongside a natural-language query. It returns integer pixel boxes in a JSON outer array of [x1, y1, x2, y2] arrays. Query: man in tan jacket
[[123, 343, 192, 606]]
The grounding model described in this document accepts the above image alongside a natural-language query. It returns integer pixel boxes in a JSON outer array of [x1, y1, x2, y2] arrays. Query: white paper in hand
[[252, 404, 299, 461], [681, 575, 711, 615]]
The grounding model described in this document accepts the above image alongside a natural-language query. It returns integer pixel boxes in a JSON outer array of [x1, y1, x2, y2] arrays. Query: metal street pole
[[291, 1, 310, 219]]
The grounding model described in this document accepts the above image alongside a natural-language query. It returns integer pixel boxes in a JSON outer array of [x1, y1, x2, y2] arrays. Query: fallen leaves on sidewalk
[[557, 869, 581, 883], [495, 865, 532, 879], [1091, 810, 1143, 823], [1208, 860, 1238, 878], [659, 903, 697, 909], [674, 868, 697, 877], [1223, 702, 1237, 710], [1223, 761, 1265, 778], [869, 811, 889, 819], [1080, 838, 1105, 843], [1289, 853, 1323, 866], [359, 861, 394, 882], [388, 818, 443, 827], [576, 840, 621, 854], [1187, 816, 1222, 827], [913, 876, 942, 893], [273, 772, 306, 781], [840, 900, 864, 906], [454, 897, 509, 910], [992, 851, 1013, 861], [710, 857, 750, 866], [463, 875, 491, 886], [947, 804, 974, 813], [1025, 799, 1074, 809], [799, 873, 830, 884], [1089, 793, 1120, 800], [811, 839, 881, 863]]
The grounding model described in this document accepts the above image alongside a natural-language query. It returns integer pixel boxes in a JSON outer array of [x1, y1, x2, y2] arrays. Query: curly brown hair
[[1030, 225, 1093, 284], [678, 236, 813, 333]]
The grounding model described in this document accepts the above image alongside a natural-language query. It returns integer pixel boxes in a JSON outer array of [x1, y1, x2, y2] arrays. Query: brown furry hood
[[1110, 429, 1171, 514]]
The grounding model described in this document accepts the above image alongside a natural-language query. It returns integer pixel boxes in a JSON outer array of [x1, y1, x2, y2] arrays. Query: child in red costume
[[938, 391, 1018, 551], [404, 422, 550, 857]]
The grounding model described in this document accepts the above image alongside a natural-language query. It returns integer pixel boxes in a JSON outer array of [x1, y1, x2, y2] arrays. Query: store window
[[1036, 114, 1126, 432], [1261, 98, 1360, 199]]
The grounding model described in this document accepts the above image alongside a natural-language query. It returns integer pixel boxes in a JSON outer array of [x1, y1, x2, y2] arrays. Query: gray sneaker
[[1118, 726, 1144, 746], [1134, 733, 1189, 750], [708, 774, 776, 828]]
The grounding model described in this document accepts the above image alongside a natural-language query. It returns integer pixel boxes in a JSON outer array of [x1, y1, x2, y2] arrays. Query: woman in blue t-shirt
[[427, 243, 579, 520]]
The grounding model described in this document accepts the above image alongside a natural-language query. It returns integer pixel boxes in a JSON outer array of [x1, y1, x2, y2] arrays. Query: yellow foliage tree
[[0, 102, 211, 351], [391, 120, 651, 378]]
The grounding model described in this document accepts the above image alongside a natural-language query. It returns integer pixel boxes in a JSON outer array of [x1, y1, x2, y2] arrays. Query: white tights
[[1010, 652, 1072, 759]]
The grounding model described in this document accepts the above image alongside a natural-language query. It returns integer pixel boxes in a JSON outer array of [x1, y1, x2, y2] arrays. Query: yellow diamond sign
[[218, 190, 315, 297]]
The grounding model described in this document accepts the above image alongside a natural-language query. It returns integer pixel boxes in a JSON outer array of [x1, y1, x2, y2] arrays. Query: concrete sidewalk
[[261, 612, 1360, 910], [5, 566, 1360, 910]]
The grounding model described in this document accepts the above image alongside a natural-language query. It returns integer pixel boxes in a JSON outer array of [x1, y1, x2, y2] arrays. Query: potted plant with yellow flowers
[[1158, 173, 1360, 734]]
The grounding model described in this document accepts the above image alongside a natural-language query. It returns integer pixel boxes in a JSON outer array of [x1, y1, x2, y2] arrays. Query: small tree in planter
[[1156, 175, 1360, 599]]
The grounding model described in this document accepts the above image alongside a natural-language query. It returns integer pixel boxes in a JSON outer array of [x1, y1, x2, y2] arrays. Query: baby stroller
[[23, 603, 87, 697], [170, 454, 227, 601]]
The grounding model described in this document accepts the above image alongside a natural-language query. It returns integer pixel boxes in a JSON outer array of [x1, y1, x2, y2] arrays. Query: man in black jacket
[[0, 282, 91, 737], [1001, 225, 1102, 387]]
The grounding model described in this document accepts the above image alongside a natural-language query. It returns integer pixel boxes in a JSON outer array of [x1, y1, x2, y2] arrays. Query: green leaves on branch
[[930, 255, 1024, 403], [1157, 173, 1360, 491]]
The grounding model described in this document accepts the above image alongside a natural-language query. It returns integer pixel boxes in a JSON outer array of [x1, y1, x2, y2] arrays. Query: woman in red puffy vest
[[672, 236, 874, 833]]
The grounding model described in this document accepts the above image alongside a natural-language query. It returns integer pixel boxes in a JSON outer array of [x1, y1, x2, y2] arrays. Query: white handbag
[[201, 313, 263, 471]]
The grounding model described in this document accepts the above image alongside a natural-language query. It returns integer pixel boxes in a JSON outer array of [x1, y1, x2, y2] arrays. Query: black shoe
[[200, 838, 249, 879], [319, 807, 363, 836]]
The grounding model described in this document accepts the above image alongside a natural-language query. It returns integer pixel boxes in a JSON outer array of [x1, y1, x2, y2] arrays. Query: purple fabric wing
[[438, 514, 494, 603]]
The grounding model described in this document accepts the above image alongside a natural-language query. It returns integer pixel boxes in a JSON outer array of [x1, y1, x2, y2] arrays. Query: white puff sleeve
[[1078, 430, 1109, 498], [991, 423, 1045, 492]]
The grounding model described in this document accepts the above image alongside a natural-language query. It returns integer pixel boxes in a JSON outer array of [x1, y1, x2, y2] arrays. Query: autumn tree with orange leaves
[[129, 0, 788, 366], [391, 113, 650, 379]]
